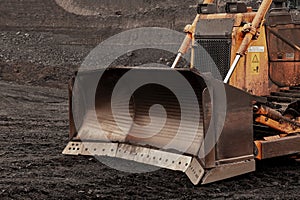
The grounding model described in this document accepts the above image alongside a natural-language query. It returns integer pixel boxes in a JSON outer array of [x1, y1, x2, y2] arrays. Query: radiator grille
[[193, 39, 231, 80]]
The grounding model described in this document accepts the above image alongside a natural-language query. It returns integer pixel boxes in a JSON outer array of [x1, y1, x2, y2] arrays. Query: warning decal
[[251, 54, 260, 74], [248, 46, 265, 53]]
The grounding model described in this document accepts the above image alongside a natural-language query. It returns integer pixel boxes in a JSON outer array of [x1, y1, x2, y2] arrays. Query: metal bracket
[[185, 158, 205, 185]]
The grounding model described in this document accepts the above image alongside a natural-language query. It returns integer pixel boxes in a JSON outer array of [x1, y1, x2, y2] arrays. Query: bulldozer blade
[[63, 66, 255, 185]]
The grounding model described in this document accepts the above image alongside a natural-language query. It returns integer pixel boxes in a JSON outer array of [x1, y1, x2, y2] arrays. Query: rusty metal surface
[[196, 11, 271, 96], [266, 8, 300, 26], [72, 67, 254, 162], [254, 104, 300, 134], [236, 0, 273, 55], [198, 12, 256, 27], [67, 66, 257, 184], [255, 135, 300, 160], [74, 67, 207, 156], [195, 18, 235, 38], [201, 159, 255, 184], [267, 10, 300, 87], [256, 115, 300, 134], [202, 79, 254, 163]]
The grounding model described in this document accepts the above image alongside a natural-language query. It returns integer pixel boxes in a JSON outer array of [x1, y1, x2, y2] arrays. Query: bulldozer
[[63, 0, 300, 185]]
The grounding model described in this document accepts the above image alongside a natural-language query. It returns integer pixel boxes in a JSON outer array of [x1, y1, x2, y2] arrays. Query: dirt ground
[[1, 0, 300, 199]]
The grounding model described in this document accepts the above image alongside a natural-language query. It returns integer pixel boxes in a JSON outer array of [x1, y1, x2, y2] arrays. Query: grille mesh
[[194, 39, 231, 80]]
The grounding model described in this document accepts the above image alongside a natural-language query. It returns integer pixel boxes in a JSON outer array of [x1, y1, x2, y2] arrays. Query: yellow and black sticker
[[251, 54, 260, 74]]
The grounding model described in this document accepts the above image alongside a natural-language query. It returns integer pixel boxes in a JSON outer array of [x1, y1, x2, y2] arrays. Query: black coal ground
[[0, 0, 299, 199]]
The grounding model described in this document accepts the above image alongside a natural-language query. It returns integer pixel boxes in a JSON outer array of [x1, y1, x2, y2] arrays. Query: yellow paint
[[250, 53, 260, 74], [197, 12, 272, 96], [230, 24, 270, 96]]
